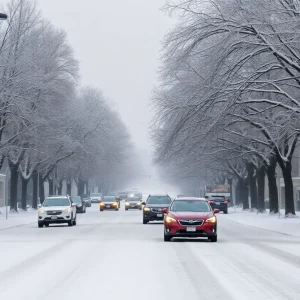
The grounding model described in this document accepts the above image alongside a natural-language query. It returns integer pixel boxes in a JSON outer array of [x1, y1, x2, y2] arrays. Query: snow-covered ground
[[0, 206, 37, 230], [225, 207, 300, 237], [0, 203, 300, 299]]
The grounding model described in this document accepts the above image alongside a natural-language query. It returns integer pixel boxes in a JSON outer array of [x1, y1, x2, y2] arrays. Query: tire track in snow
[[0, 239, 76, 286], [172, 242, 233, 300]]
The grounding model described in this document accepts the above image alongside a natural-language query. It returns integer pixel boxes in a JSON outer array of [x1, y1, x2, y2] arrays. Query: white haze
[[37, 0, 178, 194]]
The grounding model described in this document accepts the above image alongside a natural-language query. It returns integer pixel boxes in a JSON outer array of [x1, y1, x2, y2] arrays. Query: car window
[[146, 196, 171, 204], [91, 193, 101, 197], [170, 200, 210, 212], [127, 197, 139, 201], [103, 196, 116, 202], [72, 196, 81, 203], [43, 198, 70, 207], [211, 196, 225, 201]]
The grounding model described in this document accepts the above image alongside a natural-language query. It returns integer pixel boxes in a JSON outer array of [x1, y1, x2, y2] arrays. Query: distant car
[[125, 196, 142, 210], [205, 195, 229, 214], [141, 194, 172, 224], [37, 196, 77, 227], [72, 196, 86, 213], [82, 196, 92, 207], [90, 193, 102, 203], [163, 197, 219, 242], [100, 196, 119, 211]]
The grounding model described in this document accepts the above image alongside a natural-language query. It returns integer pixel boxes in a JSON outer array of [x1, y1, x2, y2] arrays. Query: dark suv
[[205, 195, 229, 214], [141, 194, 172, 224]]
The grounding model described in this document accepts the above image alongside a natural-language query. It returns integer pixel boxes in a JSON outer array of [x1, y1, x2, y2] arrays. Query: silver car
[[38, 196, 77, 227], [125, 196, 142, 210]]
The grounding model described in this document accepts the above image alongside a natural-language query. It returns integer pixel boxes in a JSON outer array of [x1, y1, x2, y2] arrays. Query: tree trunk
[[281, 161, 295, 216], [21, 177, 29, 211], [48, 178, 54, 195], [266, 157, 279, 214], [78, 178, 85, 196], [256, 166, 266, 213], [32, 171, 38, 209], [247, 163, 258, 210], [9, 165, 19, 212], [67, 181, 71, 196], [241, 181, 249, 210], [235, 180, 241, 205], [39, 174, 45, 204], [58, 180, 63, 195]]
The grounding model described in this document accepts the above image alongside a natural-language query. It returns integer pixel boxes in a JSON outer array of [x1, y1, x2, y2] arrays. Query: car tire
[[143, 219, 148, 224], [100, 209, 103, 212], [223, 209, 228, 214], [115, 208, 119, 211], [73, 216, 77, 226], [68, 215, 73, 226], [209, 236, 217, 242], [125, 208, 128, 211], [38, 222, 44, 228], [45, 223, 49, 227], [164, 232, 171, 242]]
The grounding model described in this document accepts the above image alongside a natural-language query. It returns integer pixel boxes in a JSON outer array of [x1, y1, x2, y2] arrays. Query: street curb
[[222, 217, 296, 237]]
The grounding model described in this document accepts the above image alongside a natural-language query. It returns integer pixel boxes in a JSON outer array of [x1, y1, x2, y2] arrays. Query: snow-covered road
[[0, 203, 300, 300]]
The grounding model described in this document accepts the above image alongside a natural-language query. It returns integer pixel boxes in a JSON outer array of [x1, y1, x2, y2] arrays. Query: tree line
[[152, 0, 300, 217], [0, 0, 137, 211]]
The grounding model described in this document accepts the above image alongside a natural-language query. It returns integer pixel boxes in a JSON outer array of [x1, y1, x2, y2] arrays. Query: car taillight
[[224, 201, 228, 204]]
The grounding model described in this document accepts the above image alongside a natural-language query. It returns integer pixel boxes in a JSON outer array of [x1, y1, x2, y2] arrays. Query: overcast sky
[[38, 0, 173, 149]]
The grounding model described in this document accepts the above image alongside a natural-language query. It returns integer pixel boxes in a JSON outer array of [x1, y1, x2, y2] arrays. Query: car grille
[[178, 219, 204, 226], [46, 210, 62, 215], [151, 208, 163, 213]]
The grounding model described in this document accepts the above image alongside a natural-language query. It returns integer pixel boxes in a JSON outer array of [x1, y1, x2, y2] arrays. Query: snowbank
[[0, 206, 37, 230], [224, 207, 300, 237]]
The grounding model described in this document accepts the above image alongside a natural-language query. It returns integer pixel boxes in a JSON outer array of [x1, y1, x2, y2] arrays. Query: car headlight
[[165, 216, 177, 223], [113, 202, 118, 206], [65, 208, 72, 213], [38, 209, 45, 214], [126, 202, 130, 205], [143, 207, 150, 211], [206, 216, 216, 223]]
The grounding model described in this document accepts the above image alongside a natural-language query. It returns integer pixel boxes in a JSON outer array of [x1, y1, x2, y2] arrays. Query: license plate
[[106, 205, 110, 208], [216, 202, 220, 205], [51, 216, 57, 220], [157, 214, 163, 217], [186, 226, 196, 232]]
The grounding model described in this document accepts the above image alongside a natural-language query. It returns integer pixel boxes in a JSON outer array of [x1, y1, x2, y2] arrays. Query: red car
[[162, 197, 219, 242]]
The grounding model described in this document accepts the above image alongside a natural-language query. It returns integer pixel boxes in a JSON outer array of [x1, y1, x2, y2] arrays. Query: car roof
[[174, 197, 206, 201], [148, 194, 170, 197], [46, 196, 69, 199]]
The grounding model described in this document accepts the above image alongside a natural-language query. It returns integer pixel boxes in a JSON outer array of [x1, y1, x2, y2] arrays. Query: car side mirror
[[161, 208, 168, 213], [141, 201, 146, 205], [214, 209, 220, 214], [72, 203, 77, 207], [38, 204, 42, 208]]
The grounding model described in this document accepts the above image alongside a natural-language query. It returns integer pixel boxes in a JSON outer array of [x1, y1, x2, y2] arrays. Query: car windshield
[[103, 197, 116, 202], [147, 196, 171, 204], [72, 196, 81, 203], [43, 198, 70, 207], [170, 200, 211, 212], [127, 197, 139, 202], [91, 194, 101, 197], [211, 196, 225, 201]]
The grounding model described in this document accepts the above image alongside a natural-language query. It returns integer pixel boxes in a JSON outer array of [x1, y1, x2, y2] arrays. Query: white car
[[38, 196, 77, 228], [90, 193, 102, 203]]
